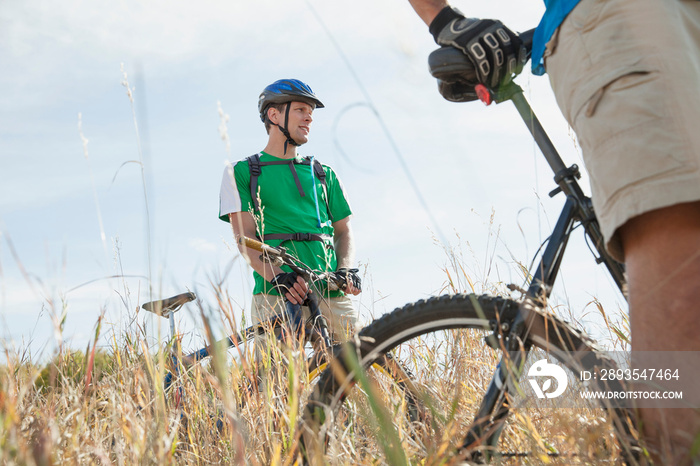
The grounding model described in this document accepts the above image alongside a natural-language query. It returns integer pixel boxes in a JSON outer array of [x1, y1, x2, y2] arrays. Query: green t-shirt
[[219, 152, 352, 297]]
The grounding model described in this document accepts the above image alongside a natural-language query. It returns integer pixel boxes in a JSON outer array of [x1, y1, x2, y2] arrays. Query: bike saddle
[[428, 29, 535, 83], [142, 292, 196, 317], [428, 46, 478, 83]]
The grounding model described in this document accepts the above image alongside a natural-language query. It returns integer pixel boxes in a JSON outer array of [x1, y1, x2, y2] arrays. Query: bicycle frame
[[183, 294, 333, 365], [461, 82, 628, 456], [146, 293, 336, 402]]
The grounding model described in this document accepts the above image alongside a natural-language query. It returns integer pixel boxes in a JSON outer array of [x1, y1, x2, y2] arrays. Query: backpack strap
[[246, 154, 333, 222], [246, 153, 263, 214], [288, 162, 306, 199], [259, 233, 333, 243], [247, 153, 308, 212], [305, 156, 334, 222]]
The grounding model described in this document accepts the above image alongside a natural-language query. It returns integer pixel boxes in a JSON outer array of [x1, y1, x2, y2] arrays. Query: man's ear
[[267, 106, 278, 125]]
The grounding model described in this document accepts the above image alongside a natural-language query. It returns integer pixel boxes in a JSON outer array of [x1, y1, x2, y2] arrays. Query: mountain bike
[[300, 31, 642, 464], [141, 236, 423, 459]]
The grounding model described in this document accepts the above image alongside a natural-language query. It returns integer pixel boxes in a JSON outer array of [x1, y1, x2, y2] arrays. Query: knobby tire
[[301, 294, 640, 464]]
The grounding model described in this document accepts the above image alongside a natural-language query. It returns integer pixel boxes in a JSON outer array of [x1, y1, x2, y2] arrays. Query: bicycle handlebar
[[238, 236, 344, 292], [176, 236, 340, 366]]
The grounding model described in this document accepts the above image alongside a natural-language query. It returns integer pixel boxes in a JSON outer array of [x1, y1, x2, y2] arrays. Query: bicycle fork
[[283, 292, 333, 351], [462, 196, 580, 459]]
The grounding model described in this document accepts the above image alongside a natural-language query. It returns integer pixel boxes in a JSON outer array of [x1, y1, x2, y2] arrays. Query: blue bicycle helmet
[[258, 79, 324, 123], [258, 79, 324, 153]]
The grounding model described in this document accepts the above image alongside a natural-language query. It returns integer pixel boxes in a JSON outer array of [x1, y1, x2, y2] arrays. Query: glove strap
[[271, 272, 297, 295], [429, 6, 464, 42]]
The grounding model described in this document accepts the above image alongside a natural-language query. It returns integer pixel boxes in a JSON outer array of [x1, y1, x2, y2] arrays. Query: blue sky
[[0, 0, 628, 362]]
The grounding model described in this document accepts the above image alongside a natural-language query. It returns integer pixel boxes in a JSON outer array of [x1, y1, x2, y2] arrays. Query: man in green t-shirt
[[219, 79, 361, 346]]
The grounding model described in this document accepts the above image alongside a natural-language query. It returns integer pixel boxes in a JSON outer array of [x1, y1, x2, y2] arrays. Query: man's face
[[279, 101, 314, 145]]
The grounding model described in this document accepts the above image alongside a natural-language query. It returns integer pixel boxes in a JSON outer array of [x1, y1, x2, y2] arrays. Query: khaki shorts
[[251, 293, 357, 343], [544, 0, 700, 261]]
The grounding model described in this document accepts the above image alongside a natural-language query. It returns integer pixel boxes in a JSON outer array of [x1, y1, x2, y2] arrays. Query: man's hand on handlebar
[[429, 6, 525, 93], [334, 268, 362, 296], [271, 271, 309, 305]]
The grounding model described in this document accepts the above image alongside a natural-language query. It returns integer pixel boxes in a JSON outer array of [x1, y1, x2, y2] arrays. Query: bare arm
[[229, 212, 280, 281], [332, 216, 360, 296], [332, 216, 355, 269], [408, 0, 447, 26], [229, 212, 308, 304]]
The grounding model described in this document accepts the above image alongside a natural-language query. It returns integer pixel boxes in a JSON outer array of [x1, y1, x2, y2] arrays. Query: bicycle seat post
[[169, 313, 177, 347], [506, 88, 568, 177]]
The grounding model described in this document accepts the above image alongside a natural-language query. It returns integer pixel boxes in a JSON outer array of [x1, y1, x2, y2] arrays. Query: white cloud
[[188, 237, 217, 253]]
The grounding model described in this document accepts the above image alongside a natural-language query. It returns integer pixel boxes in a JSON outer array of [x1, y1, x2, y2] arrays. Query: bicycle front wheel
[[301, 294, 640, 464]]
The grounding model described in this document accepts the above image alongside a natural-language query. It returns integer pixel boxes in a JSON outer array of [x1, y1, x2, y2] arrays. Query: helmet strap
[[270, 103, 299, 155]]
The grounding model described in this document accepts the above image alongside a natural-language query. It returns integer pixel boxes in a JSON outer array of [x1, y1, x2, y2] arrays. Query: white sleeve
[[219, 163, 243, 220]]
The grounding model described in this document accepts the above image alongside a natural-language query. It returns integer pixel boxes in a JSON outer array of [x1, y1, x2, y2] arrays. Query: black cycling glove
[[334, 268, 362, 293], [270, 271, 300, 296], [430, 6, 525, 91]]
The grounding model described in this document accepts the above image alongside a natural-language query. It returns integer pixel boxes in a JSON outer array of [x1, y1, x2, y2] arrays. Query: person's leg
[[619, 201, 700, 464], [251, 294, 288, 390], [544, 0, 700, 461]]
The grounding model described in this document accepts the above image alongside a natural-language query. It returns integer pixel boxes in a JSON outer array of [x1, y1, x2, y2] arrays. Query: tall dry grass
[[1, 262, 630, 465], [1, 311, 311, 465], [1, 217, 632, 464]]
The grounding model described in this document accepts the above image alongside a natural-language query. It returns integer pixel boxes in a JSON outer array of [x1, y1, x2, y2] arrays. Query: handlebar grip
[[321, 272, 342, 292], [240, 236, 282, 256], [239, 236, 286, 268], [240, 236, 266, 251]]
